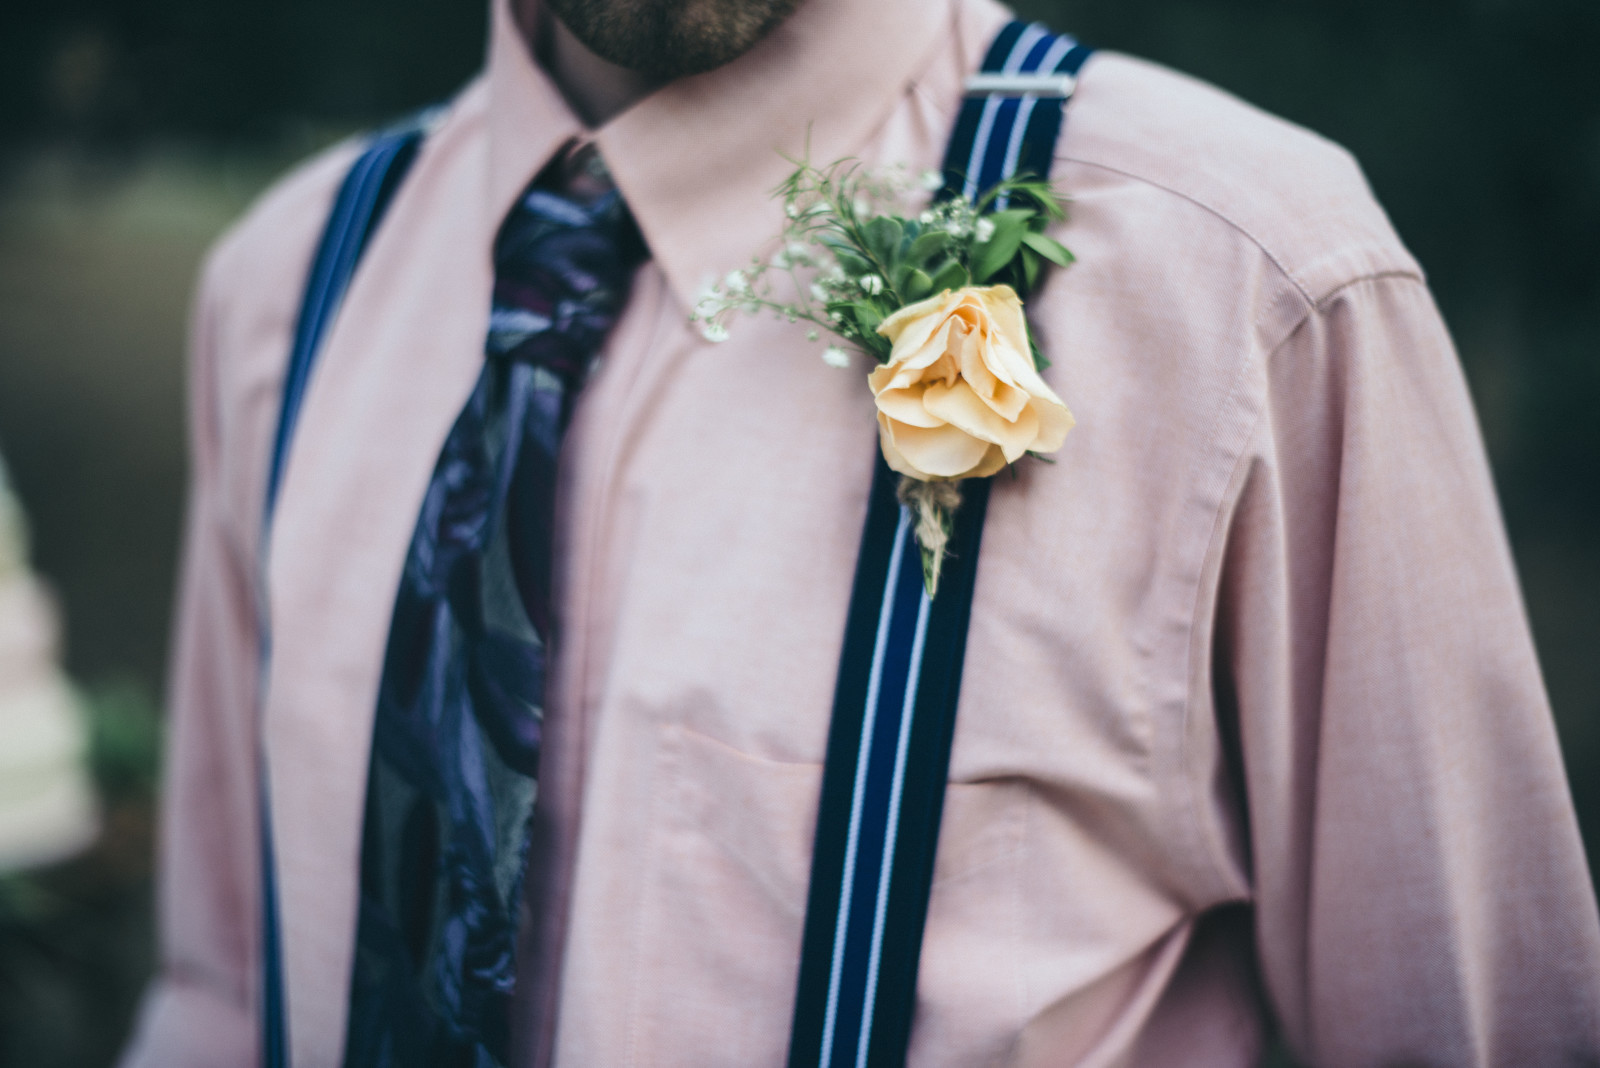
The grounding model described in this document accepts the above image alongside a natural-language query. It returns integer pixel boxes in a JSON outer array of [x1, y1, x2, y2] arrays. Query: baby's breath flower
[[860, 274, 884, 295], [699, 320, 730, 343], [822, 345, 852, 369], [806, 329, 820, 341], [724, 269, 749, 293], [974, 217, 996, 243], [811, 282, 831, 303], [919, 210, 935, 225], [919, 169, 944, 191]]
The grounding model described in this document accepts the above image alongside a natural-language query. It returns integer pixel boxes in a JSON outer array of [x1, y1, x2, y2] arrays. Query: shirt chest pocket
[[620, 722, 1030, 1067]]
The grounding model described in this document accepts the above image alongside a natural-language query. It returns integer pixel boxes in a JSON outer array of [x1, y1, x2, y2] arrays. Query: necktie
[[343, 145, 646, 1068]]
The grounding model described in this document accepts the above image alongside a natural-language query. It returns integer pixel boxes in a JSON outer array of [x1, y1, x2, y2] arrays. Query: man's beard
[[544, 0, 802, 80]]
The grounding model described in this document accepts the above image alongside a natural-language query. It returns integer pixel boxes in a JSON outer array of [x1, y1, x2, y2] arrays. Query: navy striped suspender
[[260, 119, 426, 1068], [787, 24, 1090, 1068], [264, 124, 426, 517]]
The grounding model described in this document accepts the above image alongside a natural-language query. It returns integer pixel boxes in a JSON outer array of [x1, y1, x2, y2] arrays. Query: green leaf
[[1020, 230, 1075, 268], [820, 234, 872, 273], [972, 213, 1028, 282], [833, 249, 873, 278], [864, 216, 903, 269], [903, 268, 933, 301], [863, 333, 894, 363], [995, 178, 1066, 221], [1029, 333, 1051, 371], [927, 258, 968, 293], [848, 300, 883, 335], [1021, 246, 1040, 293], [893, 261, 915, 295], [992, 207, 1037, 230], [907, 229, 953, 267]]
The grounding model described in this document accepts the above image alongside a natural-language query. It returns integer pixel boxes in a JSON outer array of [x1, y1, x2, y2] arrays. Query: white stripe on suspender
[[819, 507, 912, 1068], [994, 35, 1078, 210], [853, 587, 931, 1068], [962, 23, 1050, 202]]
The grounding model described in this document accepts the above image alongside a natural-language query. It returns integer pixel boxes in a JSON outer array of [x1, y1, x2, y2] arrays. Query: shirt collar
[[488, 0, 965, 307]]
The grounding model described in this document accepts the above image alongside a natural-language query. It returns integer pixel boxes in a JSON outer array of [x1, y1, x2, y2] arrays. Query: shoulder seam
[[1312, 269, 1426, 311], [1265, 270, 1433, 360], [1061, 153, 1426, 312], [1061, 153, 1317, 305]]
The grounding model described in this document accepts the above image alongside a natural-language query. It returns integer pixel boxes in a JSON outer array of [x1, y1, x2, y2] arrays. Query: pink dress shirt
[[120, 0, 1600, 1063]]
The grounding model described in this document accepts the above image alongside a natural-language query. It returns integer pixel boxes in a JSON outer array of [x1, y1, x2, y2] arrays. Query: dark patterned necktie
[[343, 145, 646, 1068]]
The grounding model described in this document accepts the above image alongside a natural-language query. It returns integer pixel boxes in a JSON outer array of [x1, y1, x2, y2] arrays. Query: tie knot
[[486, 143, 647, 374], [551, 140, 620, 204]]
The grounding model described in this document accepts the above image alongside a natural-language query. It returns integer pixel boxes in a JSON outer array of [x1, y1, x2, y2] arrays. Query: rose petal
[[964, 328, 1036, 422], [878, 289, 960, 353], [1030, 396, 1076, 453], [965, 443, 1009, 479], [998, 404, 1040, 462], [876, 421, 922, 479], [867, 360, 894, 395], [992, 333, 1067, 409], [874, 319, 959, 398], [990, 379, 1034, 422], [876, 351, 958, 399], [879, 413, 994, 479], [982, 285, 1028, 335], [875, 383, 945, 428], [972, 286, 1070, 402], [923, 380, 1039, 461], [877, 419, 1004, 480], [955, 319, 1000, 401], [899, 318, 959, 375]]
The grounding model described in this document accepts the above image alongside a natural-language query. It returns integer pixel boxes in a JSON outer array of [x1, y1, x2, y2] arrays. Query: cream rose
[[869, 285, 1074, 480]]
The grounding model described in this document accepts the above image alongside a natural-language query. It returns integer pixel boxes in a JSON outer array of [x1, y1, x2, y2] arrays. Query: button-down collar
[[489, 0, 956, 307]]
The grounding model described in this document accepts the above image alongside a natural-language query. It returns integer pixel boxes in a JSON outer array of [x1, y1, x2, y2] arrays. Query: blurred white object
[[0, 455, 97, 873]]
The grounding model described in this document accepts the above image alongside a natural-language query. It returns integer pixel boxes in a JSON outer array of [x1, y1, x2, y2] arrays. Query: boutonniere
[[692, 160, 1077, 596]]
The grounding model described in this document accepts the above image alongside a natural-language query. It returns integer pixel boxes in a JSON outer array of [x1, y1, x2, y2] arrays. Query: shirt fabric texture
[[121, 0, 1600, 1063]]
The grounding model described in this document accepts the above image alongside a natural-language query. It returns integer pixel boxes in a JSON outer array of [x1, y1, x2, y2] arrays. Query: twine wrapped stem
[[897, 476, 963, 598]]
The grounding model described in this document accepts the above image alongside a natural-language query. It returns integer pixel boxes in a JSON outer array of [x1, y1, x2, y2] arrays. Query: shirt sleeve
[[1215, 274, 1600, 1065], [118, 252, 263, 1068]]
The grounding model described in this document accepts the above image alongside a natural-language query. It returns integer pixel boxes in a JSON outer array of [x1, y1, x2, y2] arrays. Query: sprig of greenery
[[690, 157, 1075, 369]]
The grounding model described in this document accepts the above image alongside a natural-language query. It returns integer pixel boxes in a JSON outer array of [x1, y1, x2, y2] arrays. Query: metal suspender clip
[[963, 72, 1077, 98]]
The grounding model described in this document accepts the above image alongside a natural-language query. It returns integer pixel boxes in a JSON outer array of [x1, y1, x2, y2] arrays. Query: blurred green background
[[0, 0, 1595, 1063]]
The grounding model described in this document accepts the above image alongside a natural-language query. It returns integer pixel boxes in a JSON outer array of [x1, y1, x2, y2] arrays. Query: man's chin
[[545, 0, 803, 80]]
